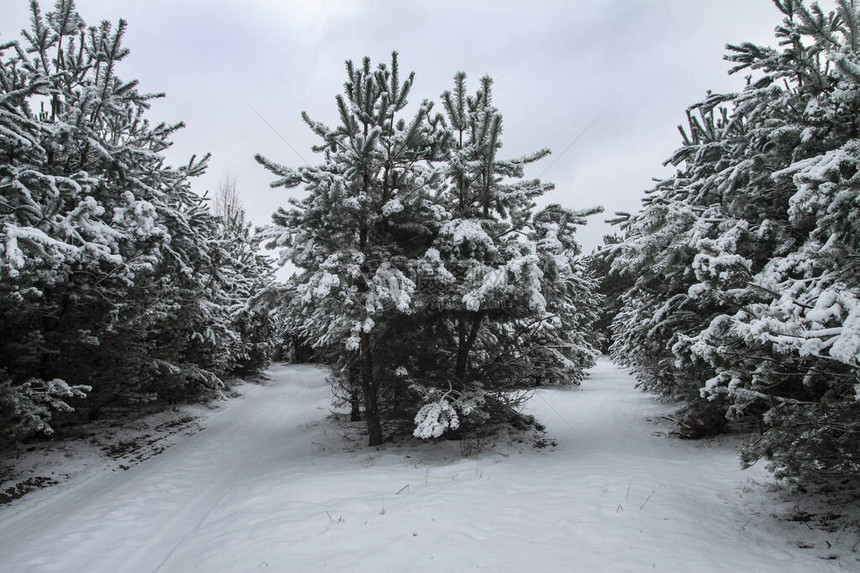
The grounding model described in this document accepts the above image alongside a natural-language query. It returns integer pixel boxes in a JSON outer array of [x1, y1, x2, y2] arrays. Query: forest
[[1, 0, 859, 566]]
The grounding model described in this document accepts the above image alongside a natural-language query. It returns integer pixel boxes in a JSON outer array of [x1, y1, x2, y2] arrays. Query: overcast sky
[[1, 0, 795, 253]]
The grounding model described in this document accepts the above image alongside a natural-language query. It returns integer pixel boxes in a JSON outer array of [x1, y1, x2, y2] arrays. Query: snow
[[381, 199, 403, 217], [439, 219, 494, 256], [0, 360, 855, 572], [413, 399, 459, 439]]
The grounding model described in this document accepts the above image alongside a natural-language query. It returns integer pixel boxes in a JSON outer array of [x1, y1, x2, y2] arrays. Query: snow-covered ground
[[0, 359, 856, 572]]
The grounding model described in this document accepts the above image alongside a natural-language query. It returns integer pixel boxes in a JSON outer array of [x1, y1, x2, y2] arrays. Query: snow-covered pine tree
[[610, 99, 754, 435], [405, 75, 601, 437], [612, 0, 860, 486], [256, 53, 449, 445], [0, 0, 268, 443], [212, 177, 275, 375], [434, 73, 557, 389], [682, 0, 860, 486], [259, 62, 601, 443], [585, 233, 632, 353]]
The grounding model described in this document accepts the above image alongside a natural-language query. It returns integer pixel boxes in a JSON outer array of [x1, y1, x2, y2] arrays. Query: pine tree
[[686, 0, 860, 485], [258, 58, 601, 444], [212, 176, 275, 375], [609, 100, 750, 434], [585, 233, 632, 353], [0, 0, 270, 443], [612, 0, 860, 485], [257, 53, 448, 445]]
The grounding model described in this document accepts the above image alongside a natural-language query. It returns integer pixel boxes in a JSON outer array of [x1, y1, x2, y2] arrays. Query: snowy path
[[0, 360, 852, 572]]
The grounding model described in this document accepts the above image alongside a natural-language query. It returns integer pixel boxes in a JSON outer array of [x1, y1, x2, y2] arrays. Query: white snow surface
[[0, 360, 855, 572]]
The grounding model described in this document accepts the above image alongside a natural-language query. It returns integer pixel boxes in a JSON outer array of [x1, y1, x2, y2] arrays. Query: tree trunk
[[349, 364, 361, 422], [360, 332, 383, 446], [454, 311, 484, 387], [350, 396, 362, 422]]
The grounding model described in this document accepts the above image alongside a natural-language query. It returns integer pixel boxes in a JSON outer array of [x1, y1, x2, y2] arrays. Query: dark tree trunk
[[350, 396, 362, 422], [360, 332, 383, 446], [349, 364, 361, 422], [454, 311, 484, 387]]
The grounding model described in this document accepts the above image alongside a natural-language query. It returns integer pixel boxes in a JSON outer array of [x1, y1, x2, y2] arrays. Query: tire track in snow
[[0, 365, 330, 573], [150, 373, 331, 573]]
